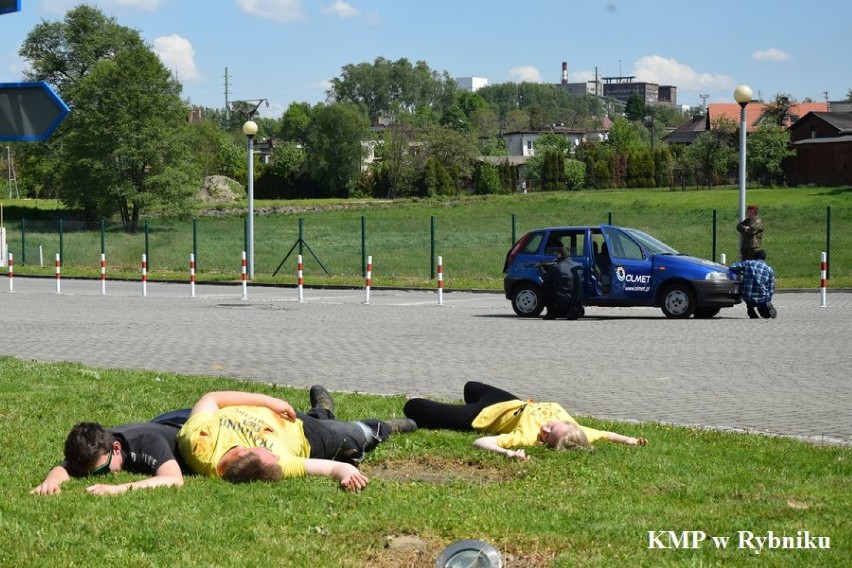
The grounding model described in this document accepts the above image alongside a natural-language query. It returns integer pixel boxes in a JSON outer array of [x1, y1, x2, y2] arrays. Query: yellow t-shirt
[[177, 406, 310, 478], [472, 400, 606, 448]]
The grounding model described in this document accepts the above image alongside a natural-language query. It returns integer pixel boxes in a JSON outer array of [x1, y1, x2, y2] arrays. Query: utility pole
[[224, 67, 231, 123], [6, 146, 19, 199]]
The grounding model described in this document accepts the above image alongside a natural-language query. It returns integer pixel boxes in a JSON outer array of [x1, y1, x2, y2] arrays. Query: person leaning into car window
[[540, 247, 584, 319], [403, 381, 648, 461]]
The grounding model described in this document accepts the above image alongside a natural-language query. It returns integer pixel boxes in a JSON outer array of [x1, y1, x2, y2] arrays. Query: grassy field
[[1, 356, 848, 567], [1, 185, 850, 289]]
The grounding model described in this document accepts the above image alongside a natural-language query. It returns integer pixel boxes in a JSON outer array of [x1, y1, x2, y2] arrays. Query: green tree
[[328, 57, 454, 125], [747, 124, 795, 186], [306, 102, 370, 197], [684, 117, 737, 187], [19, 5, 144, 97], [474, 162, 503, 195], [624, 94, 647, 122], [61, 45, 197, 231], [281, 102, 312, 143]]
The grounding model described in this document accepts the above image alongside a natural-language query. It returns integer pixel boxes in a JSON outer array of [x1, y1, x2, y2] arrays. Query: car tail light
[[504, 235, 531, 272]]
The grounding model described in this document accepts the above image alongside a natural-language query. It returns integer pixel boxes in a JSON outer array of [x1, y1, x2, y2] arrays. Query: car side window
[[520, 233, 543, 254], [606, 231, 645, 260]]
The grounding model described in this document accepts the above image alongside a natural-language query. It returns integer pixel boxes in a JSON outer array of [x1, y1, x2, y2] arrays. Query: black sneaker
[[767, 303, 778, 319], [309, 385, 335, 412], [386, 418, 417, 434], [747, 306, 759, 319]]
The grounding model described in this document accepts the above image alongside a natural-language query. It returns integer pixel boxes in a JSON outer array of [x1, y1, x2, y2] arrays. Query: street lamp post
[[242, 120, 258, 279], [733, 85, 753, 225]]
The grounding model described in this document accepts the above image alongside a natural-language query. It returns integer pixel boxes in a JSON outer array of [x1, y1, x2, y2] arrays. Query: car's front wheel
[[511, 284, 544, 317], [660, 283, 695, 318]]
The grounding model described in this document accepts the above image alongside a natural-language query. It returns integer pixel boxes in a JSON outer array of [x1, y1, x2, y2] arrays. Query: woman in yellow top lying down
[[403, 381, 647, 461]]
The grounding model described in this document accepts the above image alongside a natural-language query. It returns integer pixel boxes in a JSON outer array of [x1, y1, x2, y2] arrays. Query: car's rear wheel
[[660, 284, 695, 318], [511, 284, 544, 317], [694, 307, 721, 318]]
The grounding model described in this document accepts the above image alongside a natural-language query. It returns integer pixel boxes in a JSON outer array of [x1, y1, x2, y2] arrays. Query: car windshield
[[622, 228, 681, 255]]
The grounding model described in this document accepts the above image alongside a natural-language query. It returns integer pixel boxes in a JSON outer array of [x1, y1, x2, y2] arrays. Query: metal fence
[[2, 206, 847, 287]]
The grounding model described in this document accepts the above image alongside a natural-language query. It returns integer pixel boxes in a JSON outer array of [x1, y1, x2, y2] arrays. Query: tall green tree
[[20, 5, 197, 229], [328, 57, 454, 125], [19, 5, 144, 98], [61, 45, 197, 231], [684, 117, 737, 187], [306, 102, 370, 197], [747, 124, 795, 186]]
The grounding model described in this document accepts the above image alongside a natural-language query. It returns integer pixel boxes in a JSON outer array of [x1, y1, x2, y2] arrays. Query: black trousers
[[403, 381, 518, 430]]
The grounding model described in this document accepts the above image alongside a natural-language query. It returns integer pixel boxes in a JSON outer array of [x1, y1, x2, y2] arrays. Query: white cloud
[[321, 1, 360, 18], [752, 48, 790, 62], [236, 0, 306, 23], [507, 66, 543, 83], [632, 55, 733, 90], [153, 35, 201, 81]]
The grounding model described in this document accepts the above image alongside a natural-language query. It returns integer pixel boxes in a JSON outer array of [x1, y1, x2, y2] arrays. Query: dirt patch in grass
[[363, 455, 509, 484]]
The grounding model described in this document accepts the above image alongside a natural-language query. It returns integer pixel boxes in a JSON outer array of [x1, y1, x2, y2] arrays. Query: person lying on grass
[[31, 409, 192, 496], [177, 386, 416, 491], [403, 381, 648, 461]]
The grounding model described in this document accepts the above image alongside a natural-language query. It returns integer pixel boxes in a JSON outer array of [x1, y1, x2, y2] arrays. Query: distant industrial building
[[455, 76, 489, 92], [553, 61, 676, 107]]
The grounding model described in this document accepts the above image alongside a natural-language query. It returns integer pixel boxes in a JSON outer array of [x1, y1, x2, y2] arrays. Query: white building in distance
[[455, 76, 489, 92]]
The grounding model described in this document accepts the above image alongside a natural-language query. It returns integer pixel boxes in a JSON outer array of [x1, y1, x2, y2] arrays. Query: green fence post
[[430, 215, 436, 279], [144, 220, 150, 268], [21, 218, 26, 264], [607, 211, 612, 225], [361, 216, 366, 276], [826, 206, 831, 280], [100, 219, 105, 255], [511, 213, 516, 245], [192, 218, 198, 272], [711, 209, 717, 262], [59, 219, 64, 265]]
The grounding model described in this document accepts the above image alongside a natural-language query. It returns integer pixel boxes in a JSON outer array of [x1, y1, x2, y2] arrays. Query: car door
[[602, 227, 654, 303]]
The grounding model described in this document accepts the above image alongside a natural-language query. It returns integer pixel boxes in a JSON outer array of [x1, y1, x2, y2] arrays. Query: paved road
[[2, 276, 850, 445]]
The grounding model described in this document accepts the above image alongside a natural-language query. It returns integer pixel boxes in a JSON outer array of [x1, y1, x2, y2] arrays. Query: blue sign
[[0, 82, 70, 142], [0, 0, 21, 15]]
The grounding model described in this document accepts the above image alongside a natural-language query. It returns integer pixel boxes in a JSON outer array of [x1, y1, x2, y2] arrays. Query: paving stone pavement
[[2, 276, 850, 445]]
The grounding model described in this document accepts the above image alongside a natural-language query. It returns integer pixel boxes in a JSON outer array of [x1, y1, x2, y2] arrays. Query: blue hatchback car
[[503, 225, 741, 318]]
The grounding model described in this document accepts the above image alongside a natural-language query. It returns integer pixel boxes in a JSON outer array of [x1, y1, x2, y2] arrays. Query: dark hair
[[222, 452, 283, 483], [64, 422, 114, 477], [754, 249, 767, 261]]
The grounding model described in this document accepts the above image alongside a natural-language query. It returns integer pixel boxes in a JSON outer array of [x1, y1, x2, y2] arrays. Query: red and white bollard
[[7, 252, 13, 292], [100, 253, 106, 295], [189, 253, 196, 297], [241, 250, 248, 300], [437, 255, 444, 305], [141, 254, 148, 297], [819, 251, 827, 308], [297, 254, 304, 302], [364, 255, 372, 304], [55, 253, 61, 294]]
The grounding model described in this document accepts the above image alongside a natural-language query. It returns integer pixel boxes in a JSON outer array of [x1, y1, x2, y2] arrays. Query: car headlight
[[704, 271, 729, 281]]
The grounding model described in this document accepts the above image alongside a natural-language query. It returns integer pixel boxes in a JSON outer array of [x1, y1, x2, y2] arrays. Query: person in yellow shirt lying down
[[403, 381, 647, 461], [178, 386, 415, 490]]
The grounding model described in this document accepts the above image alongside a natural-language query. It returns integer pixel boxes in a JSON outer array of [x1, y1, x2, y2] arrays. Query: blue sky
[[2, 0, 850, 118]]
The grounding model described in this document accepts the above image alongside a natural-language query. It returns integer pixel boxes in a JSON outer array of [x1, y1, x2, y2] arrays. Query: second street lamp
[[242, 120, 258, 279]]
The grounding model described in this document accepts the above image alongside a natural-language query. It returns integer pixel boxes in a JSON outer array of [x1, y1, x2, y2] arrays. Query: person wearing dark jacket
[[540, 247, 584, 320]]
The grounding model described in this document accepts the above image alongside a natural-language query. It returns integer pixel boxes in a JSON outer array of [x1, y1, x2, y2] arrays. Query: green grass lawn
[[2, 356, 848, 567], [2, 186, 850, 289]]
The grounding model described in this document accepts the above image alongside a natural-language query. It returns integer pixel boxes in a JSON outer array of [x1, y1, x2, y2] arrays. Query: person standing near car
[[737, 204, 764, 260], [729, 249, 777, 319], [540, 247, 584, 320]]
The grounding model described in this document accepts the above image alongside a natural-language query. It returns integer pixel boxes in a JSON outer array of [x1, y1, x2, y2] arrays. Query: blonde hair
[[554, 425, 593, 452]]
